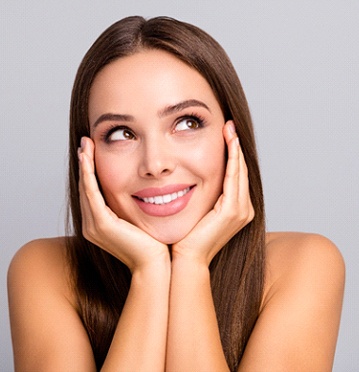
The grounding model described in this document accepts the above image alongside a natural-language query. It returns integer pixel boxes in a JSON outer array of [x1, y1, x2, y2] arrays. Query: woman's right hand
[[78, 136, 170, 273]]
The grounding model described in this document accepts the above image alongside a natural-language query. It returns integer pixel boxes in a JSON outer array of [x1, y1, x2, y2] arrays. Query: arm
[[101, 260, 170, 371], [166, 121, 254, 370], [8, 138, 171, 371], [79, 138, 171, 371], [8, 238, 170, 372], [167, 258, 228, 371], [8, 239, 169, 372]]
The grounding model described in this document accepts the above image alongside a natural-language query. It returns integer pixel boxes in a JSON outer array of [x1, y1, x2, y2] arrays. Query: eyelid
[[174, 114, 206, 132], [100, 112, 206, 141], [102, 124, 136, 143]]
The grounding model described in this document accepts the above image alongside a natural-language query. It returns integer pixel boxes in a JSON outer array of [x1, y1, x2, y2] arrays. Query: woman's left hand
[[171, 121, 255, 266]]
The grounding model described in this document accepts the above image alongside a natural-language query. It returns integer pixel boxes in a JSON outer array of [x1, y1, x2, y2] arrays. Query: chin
[[147, 227, 190, 245], [153, 233, 187, 246]]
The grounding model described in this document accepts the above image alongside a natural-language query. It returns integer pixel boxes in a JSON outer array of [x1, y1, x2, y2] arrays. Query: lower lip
[[133, 186, 195, 217]]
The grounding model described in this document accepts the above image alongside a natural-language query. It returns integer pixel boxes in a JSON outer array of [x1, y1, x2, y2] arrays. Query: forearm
[[101, 260, 171, 372], [166, 256, 230, 371]]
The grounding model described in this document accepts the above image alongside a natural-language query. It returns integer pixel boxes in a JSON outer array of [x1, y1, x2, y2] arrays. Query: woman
[[8, 16, 345, 371]]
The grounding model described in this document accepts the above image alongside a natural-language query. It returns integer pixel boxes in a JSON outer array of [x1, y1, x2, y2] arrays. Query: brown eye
[[175, 118, 201, 132], [107, 127, 136, 142]]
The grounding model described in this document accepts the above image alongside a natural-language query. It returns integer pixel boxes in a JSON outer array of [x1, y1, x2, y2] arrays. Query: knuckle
[[94, 219, 106, 235], [84, 188, 94, 200], [248, 206, 255, 221], [82, 222, 95, 241], [225, 208, 238, 221], [82, 226, 92, 241], [227, 203, 255, 227], [82, 215, 104, 240]]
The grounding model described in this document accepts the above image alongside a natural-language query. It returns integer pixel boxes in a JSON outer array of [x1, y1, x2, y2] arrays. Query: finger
[[235, 139, 255, 221], [237, 146, 254, 217], [78, 137, 109, 225], [222, 122, 254, 221], [221, 121, 240, 205], [78, 138, 97, 231]]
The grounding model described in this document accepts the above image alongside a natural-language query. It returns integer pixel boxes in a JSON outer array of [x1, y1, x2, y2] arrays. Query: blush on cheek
[[94, 152, 129, 188], [93, 159, 120, 207], [199, 140, 226, 175]]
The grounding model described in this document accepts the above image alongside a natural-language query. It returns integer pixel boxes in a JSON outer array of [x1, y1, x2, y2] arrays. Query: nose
[[138, 137, 176, 179]]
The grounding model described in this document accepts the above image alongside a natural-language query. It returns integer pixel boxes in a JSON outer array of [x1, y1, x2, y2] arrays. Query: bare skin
[[8, 232, 344, 371], [7, 128, 345, 371], [8, 50, 345, 371]]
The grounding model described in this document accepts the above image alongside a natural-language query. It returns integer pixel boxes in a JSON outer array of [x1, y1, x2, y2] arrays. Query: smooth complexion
[[89, 50, 227, 244]]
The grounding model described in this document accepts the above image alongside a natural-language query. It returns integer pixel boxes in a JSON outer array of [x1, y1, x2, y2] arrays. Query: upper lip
[[132, 184, 194, 199]]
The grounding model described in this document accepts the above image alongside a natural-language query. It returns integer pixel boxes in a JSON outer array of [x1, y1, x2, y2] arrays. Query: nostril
[[145, 168, 170, 177], [139, 152, 176, 178]]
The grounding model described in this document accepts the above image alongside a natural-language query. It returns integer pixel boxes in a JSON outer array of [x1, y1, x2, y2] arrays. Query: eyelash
[[101, 113, 206, 143], [101, 125, 135, 143], [174, 114, 206, 132]]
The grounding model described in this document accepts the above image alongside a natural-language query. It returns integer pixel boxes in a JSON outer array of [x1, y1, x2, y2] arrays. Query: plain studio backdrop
[[1, 1, 358, 370]]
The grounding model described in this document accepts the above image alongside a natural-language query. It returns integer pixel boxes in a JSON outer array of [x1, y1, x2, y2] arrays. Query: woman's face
[[89, 50, 226, 244]]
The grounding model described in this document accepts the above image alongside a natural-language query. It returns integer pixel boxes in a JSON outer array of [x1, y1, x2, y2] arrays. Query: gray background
[[1, 1, 358, 370]]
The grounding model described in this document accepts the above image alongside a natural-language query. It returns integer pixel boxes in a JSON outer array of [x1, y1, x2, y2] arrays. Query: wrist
[[128, 242, 171, 272], [171, 243, 212, 268], [132, 252, 171, 280], [131, 267, 171, 295], [171, 252, 210, 274]]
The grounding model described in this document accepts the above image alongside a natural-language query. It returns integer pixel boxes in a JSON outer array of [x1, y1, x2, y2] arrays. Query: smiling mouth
[[135, 187, 191, 205]]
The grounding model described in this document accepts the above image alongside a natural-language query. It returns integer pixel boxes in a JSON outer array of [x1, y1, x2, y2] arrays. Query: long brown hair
[[67, 16, 265, 371]]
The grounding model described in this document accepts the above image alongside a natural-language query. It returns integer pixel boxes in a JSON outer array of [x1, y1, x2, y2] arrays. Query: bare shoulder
[[239, 232, 345, 370], [9, 236, 67, 266], [8, 238, 95, 370], [8, 237, 68, 280], [8, 237, 73, 304], [263, 231, 345, 302]]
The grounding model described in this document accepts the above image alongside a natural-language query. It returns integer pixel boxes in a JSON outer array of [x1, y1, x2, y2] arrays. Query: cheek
[[199, 134, 226, 176], [94, 151, 130, 194], [186, 133, 226, 189]]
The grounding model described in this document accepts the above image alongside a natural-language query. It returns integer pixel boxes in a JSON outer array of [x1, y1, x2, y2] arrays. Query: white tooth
[[154, 196, 163, 204], [163, 194, 172, 203], [141, 187, 191, 204]]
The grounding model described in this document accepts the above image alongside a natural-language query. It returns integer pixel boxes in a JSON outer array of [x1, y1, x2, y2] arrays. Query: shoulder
[[238, 232, 345, 370], [265, 231, 345, 266], [8, 238, 96, 370], [8, 237, 67, 275], [265, 231, 344, 261], [8, 237, 74, 306], [264, 232, 344, 289], [263, 231, 345, 307]]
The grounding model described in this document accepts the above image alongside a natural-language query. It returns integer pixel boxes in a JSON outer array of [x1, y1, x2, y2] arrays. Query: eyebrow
[[158, 99, 211, 117], [92, 99, 211, 128], [93, 113, 134, 128]]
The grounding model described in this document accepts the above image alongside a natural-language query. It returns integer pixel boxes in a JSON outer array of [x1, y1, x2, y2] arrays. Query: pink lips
[[132, 184, 195, 217]]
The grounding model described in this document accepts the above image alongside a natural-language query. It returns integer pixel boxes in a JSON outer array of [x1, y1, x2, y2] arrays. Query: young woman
[[8, 16, 345, 371]]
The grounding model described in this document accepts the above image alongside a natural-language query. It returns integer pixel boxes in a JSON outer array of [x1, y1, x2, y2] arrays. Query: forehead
[[88, 50, 221, 122], [91, 49, 207, 87]]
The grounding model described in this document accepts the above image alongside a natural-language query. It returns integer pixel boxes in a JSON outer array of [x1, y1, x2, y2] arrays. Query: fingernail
[[229, 121, 236, 134], [80, 137, 85, 149]]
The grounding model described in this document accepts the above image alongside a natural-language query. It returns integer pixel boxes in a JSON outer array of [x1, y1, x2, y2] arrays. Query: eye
[[174, 116, 203, 132], [105, 126, 136, 142]]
